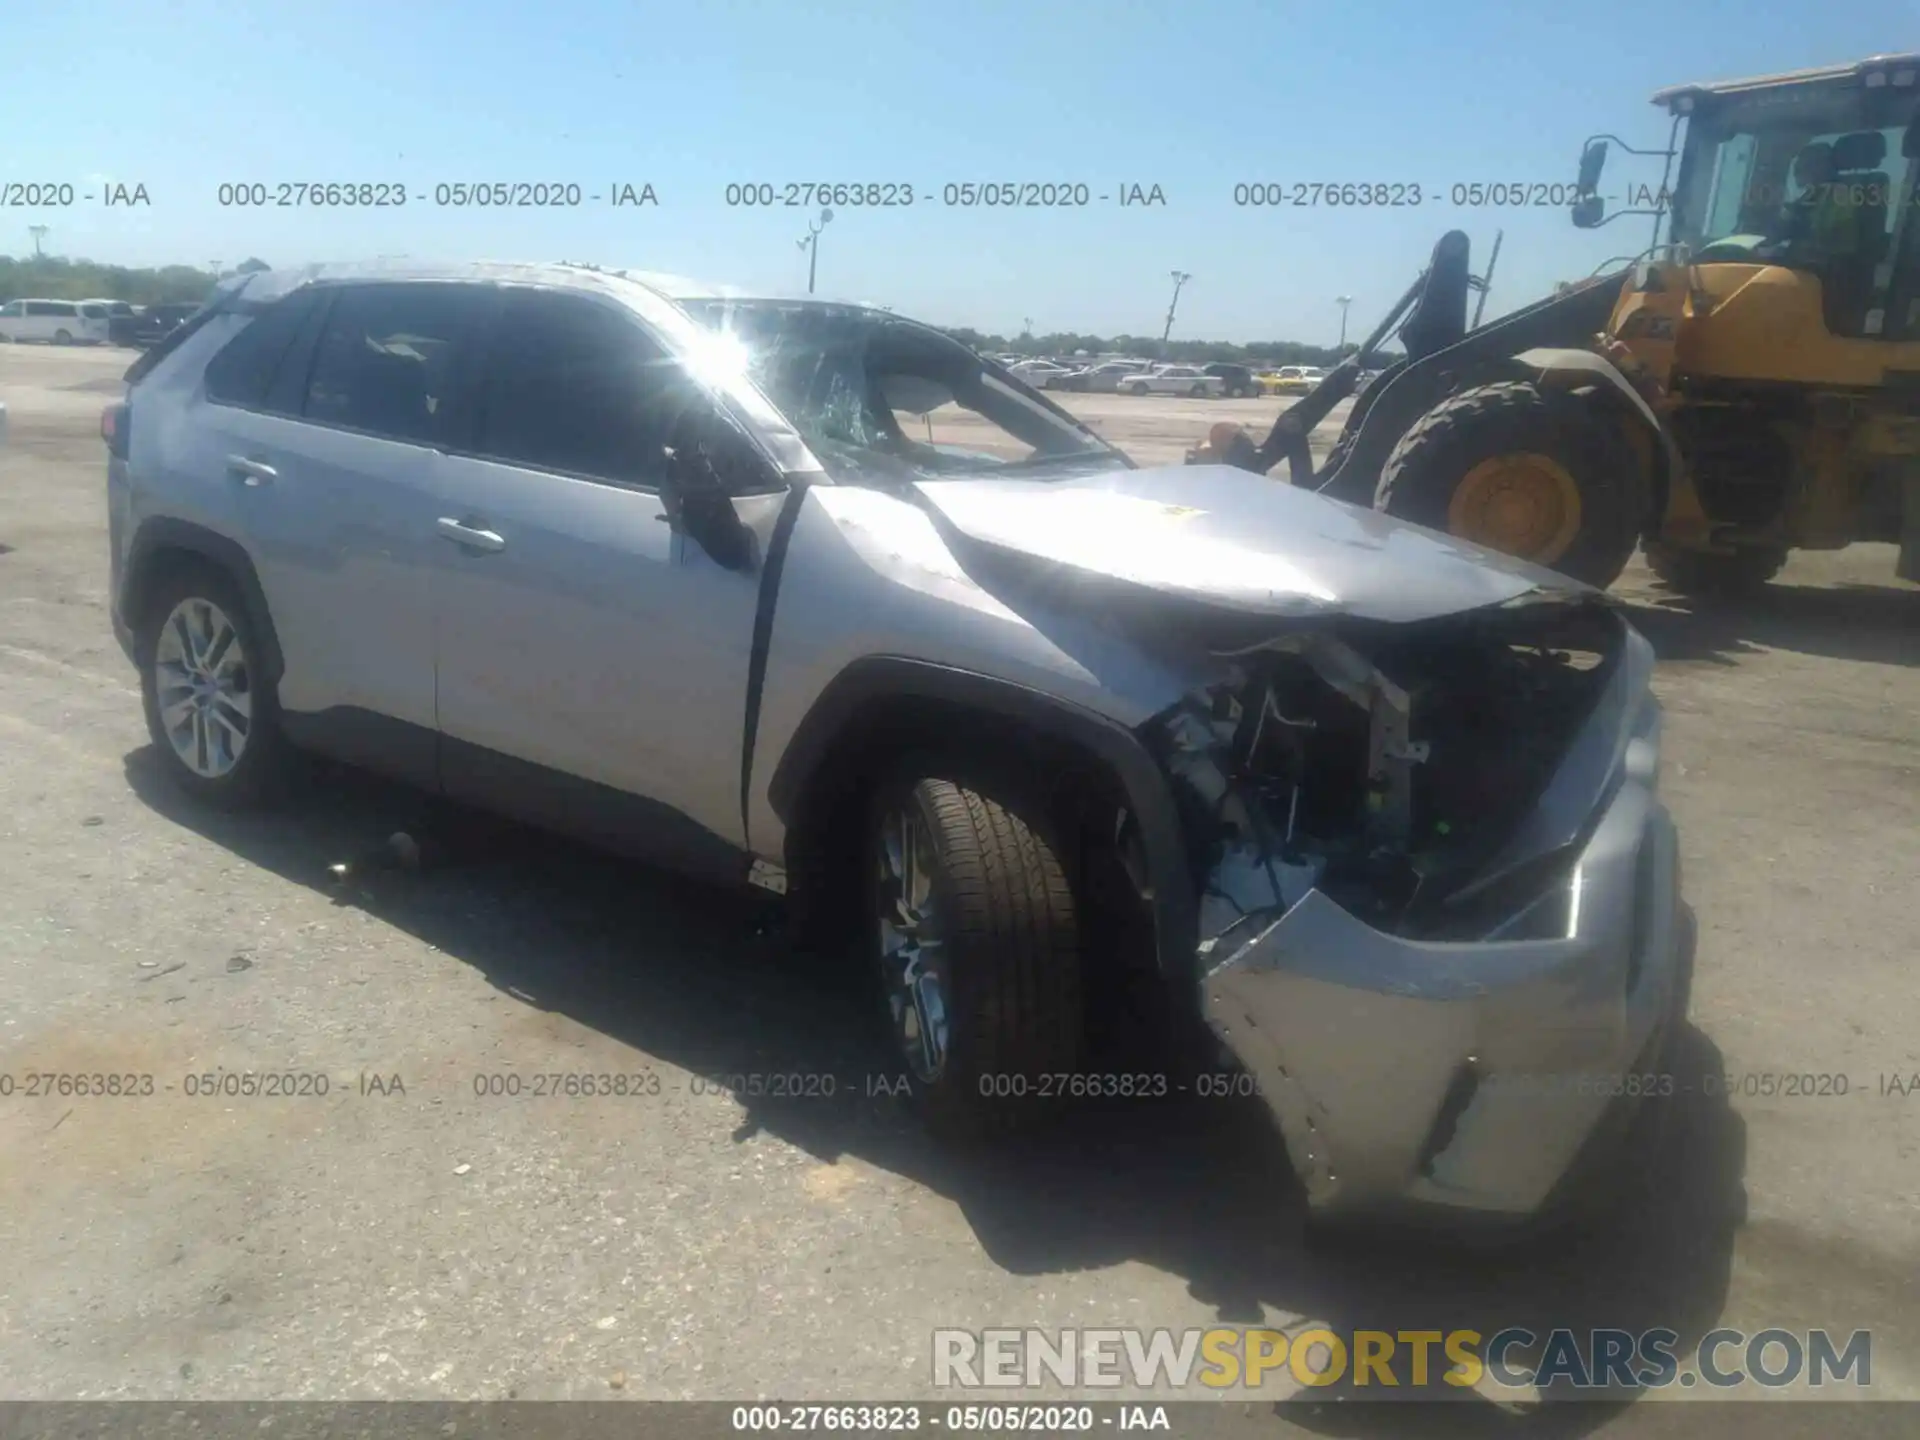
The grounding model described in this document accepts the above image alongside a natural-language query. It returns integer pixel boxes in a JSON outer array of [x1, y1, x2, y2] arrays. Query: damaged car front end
[[1146, 593, 1680, 1224], [665, 288, 1681, 1227]]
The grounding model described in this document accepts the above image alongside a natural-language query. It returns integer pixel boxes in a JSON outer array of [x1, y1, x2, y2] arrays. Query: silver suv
[[105, 260, 1687, 1228]]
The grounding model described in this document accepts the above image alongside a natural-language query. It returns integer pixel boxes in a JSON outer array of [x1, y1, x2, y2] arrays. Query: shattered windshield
[[677, 298, 1128, 481]]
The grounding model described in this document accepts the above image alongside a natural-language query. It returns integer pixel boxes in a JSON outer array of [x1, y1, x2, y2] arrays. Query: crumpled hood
[[913, 464, 1592, 624]]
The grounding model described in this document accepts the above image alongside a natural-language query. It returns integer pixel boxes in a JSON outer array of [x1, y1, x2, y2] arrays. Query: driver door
[[430, 287, 776, 875]]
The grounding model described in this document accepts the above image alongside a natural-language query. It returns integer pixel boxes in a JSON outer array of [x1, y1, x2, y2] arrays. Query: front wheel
[[1377, 380, 1646, 589], [54, 328, 74, 345], [1128, 382, 1150, 396], [1190, 383, 1209, 398], [1645, 543, 1787, 597], [866, 775, 1084, 1141]]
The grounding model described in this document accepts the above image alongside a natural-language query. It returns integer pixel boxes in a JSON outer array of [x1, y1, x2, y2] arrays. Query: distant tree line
[[0, 254, 270, 305], [943, 328, 1402, 368]]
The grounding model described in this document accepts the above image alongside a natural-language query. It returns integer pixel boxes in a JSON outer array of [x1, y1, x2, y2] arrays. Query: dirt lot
[[2, 343, 1918, 1428]]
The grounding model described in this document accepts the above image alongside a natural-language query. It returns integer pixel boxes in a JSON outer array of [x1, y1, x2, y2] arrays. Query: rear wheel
[[1645, 543, 1787, 597], [54, 328, 74, 345], [136, 564, 292, 808], [866, 775, 1084, 1141], [1377, 380, 1647, 589]]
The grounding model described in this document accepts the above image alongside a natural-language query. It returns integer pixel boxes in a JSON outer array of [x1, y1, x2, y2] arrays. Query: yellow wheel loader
[[1195, 52, 1920, 595]]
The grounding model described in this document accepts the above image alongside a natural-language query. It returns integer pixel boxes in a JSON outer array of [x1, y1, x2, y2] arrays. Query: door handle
[[226, 455, 277, 487], [436, 516, 506, 553]]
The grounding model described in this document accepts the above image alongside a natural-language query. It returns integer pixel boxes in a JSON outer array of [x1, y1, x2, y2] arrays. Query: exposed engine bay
[[1148, 598, 1623, 955]]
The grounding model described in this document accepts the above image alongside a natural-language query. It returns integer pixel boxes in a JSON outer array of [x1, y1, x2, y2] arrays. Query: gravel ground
[[1, 343, 1917, 1432]]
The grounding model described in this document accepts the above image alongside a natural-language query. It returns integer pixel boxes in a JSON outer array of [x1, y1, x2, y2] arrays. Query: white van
[[0, 298, 110, 344], [74, 302, 116, 344]]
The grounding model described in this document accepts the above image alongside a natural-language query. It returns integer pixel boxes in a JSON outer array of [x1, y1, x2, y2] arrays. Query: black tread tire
[[867, 775, 1084, 1142], [136, 562, 293, 809], [1377, 379, 1646, 590], [1645, 542, 1787, 597]]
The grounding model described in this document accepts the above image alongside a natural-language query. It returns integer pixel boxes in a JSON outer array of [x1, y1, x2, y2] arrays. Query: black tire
[[136, 562, 293, 809], [1645, 542, 1787, 597], [1128, 382, 1150, 396], [865, 774, 1084, 1141], [1377, 379, 1647, 589], [54, 328, 74, 345]]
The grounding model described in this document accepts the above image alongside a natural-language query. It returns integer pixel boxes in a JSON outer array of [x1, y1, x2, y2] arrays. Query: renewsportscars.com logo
[[932, 1327, 1873, 1393]]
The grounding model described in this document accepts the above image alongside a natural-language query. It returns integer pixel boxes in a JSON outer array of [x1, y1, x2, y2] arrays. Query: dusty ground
[[1, 343, 1918, 1431]]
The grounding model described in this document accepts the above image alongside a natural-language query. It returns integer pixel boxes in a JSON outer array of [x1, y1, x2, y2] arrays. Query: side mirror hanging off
[[1577, 138, 1610, 196]]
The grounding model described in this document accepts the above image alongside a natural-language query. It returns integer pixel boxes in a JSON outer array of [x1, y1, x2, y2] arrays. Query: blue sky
[[4, 1, 1910, 342]]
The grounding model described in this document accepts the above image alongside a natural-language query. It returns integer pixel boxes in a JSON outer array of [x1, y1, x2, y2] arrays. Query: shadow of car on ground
[[126, 748, 1747, 1437], [1618, 580, 1918, 670]]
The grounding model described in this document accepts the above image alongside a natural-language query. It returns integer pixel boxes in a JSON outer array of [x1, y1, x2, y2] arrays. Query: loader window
[[1677, 90, 1917, 336]]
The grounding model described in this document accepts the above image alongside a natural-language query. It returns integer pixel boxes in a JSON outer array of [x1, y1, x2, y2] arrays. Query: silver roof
[[229, 258, 894, 314]]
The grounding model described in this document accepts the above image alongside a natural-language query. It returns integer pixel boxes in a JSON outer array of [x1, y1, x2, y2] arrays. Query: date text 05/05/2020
[[1231, 181, 1600, 208], [212, 182, 659, 208], [721, 182, 1168, 208]]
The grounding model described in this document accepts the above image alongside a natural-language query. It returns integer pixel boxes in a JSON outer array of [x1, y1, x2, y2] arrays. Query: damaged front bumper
[[1202, 765, 1682, 1222]]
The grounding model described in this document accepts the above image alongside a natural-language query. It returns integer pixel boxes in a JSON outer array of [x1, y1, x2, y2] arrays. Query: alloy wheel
[[153, 596, 253, 778], [875, 805, 951, 1081]]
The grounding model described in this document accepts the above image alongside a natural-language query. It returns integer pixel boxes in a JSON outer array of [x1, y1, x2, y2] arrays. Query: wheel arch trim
[[122, 518, 286, 685], [766, 656, 1199, 987]]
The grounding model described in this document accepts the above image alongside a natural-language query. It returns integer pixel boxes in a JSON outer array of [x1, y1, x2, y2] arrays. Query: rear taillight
[[102, 402, 129, 459]]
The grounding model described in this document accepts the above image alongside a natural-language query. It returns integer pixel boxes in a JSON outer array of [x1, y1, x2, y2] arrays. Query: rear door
[[76, 304, 111, 344], [430, 286, 774, 871], [192, 281, 491, 777]]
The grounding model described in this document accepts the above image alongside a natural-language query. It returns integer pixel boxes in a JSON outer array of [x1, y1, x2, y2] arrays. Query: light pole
[[27, 225, 48, 257], [1336, 295, 1353, 351], [1161, 270, 1191, 352], [796, 208, 833, 295]]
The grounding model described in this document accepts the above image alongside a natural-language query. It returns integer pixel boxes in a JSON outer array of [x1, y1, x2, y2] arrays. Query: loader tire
[[1377, 380, 1645, 590], [866, 774, 1084, 1143], [1645, 543, 1787, 598]]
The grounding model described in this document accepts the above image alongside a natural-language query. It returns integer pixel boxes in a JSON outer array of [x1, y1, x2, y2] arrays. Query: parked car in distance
[[1123, 364, 1225, 397], [1007, 358, 1077, 390], [125, 302, 202, 349], [0, 297, 105, 345], [104, 259, 1686, 1236], [74, 303, 119, 345], [1202, 362, 1261, 399], [1260, 365, 1327, 396], [1065, 359, 1151, 393]]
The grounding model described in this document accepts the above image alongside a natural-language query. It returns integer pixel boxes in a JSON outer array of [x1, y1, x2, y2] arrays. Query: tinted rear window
[[204, 290, 325, 409], [301, 284, 486, 444]]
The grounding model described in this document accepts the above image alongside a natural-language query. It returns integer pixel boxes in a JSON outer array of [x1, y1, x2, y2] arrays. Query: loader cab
[[1579, 53, 1920, 340], [1668, 68, 1920, 338]]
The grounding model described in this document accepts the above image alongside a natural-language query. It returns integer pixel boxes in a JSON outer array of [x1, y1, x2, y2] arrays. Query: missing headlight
[[1156, 604, 1623, 944]]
